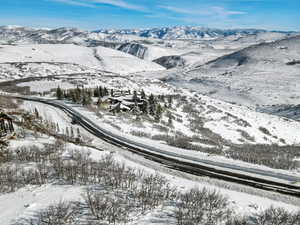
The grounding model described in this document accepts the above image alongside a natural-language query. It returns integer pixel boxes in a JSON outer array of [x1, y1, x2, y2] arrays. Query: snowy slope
[[118, 42, 179, 61], [164, 35, 300, 106], [0, 44, 165, 75]]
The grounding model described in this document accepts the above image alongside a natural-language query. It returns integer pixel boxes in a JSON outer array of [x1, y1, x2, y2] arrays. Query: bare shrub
[[0, 96, 18, 109], [16, 201, 80, 225], [153, 124, 169, 133], [259, 127, 272, 136], [228, 144, 300, 170], [226, 207, 300, 225], [133, 173, 177, 213], [237, 129, 255, 142], [151, 134, 171, 141], [130, 130, 151, 138], [175, 187, 231, 225], [167, 135, 192, 149], [182, 104, 198, 114], [84, 189, 131, 224], [189, 144, 223, 155]]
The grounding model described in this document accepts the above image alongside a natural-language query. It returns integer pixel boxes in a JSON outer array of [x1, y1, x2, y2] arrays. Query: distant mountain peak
[[93, 26, 292, 40]]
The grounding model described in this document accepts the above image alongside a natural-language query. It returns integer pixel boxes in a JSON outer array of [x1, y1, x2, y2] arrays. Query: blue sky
[[0, 0, 299, 31]]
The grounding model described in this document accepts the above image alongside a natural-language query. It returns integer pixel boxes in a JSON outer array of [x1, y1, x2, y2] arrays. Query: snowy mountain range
[[0, 25, 295, 45], [95, 26, 294, 40]]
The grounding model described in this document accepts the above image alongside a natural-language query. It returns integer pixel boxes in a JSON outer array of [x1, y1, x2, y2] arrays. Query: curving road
[[11, 96, 300, 198]]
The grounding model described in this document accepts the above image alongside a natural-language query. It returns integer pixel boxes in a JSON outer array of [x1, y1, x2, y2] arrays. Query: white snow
[[0, 44, 165, 76]]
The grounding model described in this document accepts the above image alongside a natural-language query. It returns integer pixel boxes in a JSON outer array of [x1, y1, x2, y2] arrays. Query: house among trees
[[0, 112, 14, 137], [108, 93, 145, 114]]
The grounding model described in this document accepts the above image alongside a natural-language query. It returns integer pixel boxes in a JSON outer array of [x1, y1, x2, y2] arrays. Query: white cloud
[[49, 0, 146, 11], [49, 0, 96, 8], [90, 0, 145, 11], [159, 5, 247, 17], [211, 6, 247, 16]]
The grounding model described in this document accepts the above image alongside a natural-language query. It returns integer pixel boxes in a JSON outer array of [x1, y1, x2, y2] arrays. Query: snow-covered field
[[0, 44, 165, 77], [22, 75, 300, 146], [161, 35, 300, 107], [1, 104, 298, 225], [1, 26, 300, 225]]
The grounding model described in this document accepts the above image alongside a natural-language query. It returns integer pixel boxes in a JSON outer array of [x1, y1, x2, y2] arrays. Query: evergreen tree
[[133, 90, 138, 102], [168, 95, 173, 108], [99, 86, 103, 97], [75, 87, 81, 103], [34, 108, 39, 119], [110, 89, 114, 97], [141, 100, 148, 114], [104, 87, 109, 96], [141, 89, 146, 100], [56, 123, 60, 133], [155, 104, 163, 122], [94, 87, 100, 97], [77, 127, 81, 138], [56, 86, 63, 100], [149, 94, 156, 116], [82, 93, 92, 106], [71, 127, 74, 138], [70, 90, 76, 103]]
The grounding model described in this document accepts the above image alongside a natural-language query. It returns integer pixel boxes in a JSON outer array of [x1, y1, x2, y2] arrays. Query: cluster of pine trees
[[56, 86, 174, 123], [56, 86, 110, 106], [140, 92, 173, 123]]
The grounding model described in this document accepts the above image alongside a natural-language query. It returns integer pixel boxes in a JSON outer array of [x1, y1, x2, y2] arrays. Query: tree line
[[56, 86, 174, 123]]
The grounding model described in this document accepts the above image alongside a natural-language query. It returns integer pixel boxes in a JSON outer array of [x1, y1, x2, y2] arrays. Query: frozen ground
[[157, 35, 300, 107], [1, 27, 300, 225], [0, 44, 165, 77], [1, 124, 298, 225]]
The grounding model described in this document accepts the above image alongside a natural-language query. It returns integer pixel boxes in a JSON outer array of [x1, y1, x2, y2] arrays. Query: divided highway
[[12, 96, 300, 198]]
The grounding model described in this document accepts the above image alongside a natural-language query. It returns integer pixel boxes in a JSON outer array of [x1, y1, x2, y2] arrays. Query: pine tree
[[82, 93, 87, 106], [99, 86, 104, 97], [149, 94, 156, 116], [82, 93, 92, 106], [34, 108, 39, 119], [168, 95, 173, 108], [133, 90, 138, 102], [56, 123, 60, 133], [110, 89, 114, 97], [71, 127, 74, 138], [149, 94, 156, 105], [94, 87, 100, 97], [75, 86, 81, 103], [141, 100, 148, 114], [77, 127, 81, 138], [155, 104, 163, 122], [141, 89, 146, 100], [104, 87, 109, 96], [56, 86, 63, 100], [167, 112, 173, 127]]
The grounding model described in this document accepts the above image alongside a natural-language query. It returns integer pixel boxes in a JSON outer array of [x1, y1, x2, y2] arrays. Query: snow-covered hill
[[0, 44, 165, 77], [0, 26, 157, 45], [163, 35, 300, 107], [1, 25, 295, 71]]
